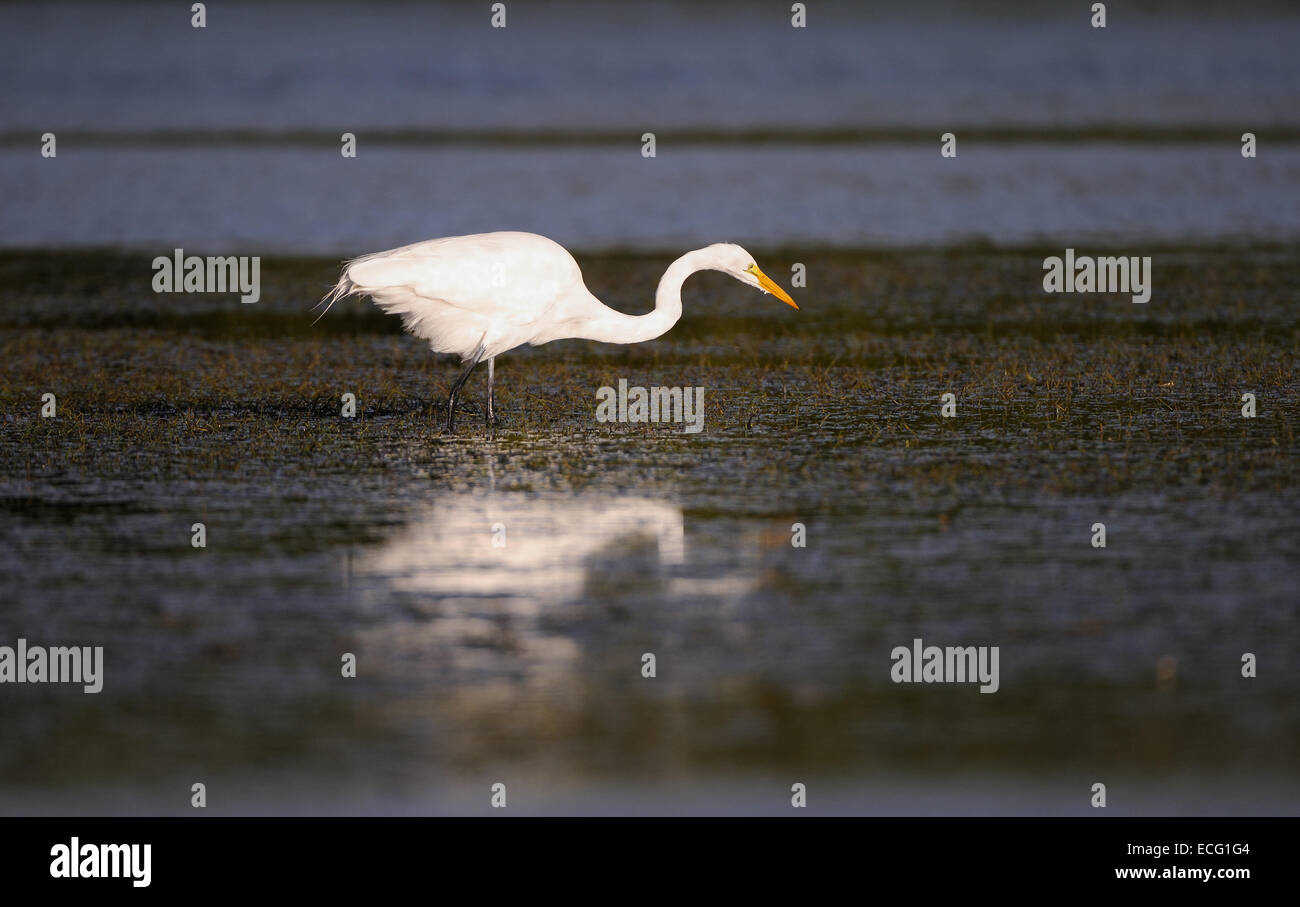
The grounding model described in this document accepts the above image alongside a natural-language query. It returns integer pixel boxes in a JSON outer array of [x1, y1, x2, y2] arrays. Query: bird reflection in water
[[350, 494, 686, 686]]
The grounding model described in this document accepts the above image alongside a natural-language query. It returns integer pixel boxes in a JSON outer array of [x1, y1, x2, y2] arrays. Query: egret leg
[[485, 357, 496, 429], [446, 352, 483, 433]]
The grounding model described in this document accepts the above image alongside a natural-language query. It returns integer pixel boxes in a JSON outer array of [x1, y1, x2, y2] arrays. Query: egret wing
[[346, 232, 581, 325]]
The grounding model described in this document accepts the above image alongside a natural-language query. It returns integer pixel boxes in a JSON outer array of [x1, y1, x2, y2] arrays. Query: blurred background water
[[0, 1, 1298, 815], [1, 0, 1299, 252]]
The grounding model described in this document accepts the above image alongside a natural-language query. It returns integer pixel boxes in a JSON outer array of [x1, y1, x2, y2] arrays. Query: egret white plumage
[[318, 231, 798, 431]]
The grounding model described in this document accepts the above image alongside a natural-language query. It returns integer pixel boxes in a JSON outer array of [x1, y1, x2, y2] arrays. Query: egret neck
[[574, 247, 712, 345]]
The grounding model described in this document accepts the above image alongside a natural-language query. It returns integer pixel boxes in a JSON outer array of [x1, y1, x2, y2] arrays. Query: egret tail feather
[[313, 270, 359, 325]]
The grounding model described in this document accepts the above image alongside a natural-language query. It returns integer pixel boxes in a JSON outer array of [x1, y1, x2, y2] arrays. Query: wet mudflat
[[0, 248, 1296, 814]]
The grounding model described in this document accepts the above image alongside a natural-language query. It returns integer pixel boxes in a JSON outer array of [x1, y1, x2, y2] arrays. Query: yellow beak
[[748, 265, 799, 309]]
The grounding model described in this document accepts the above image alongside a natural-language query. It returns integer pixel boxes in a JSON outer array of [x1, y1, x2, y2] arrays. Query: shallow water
[[0, 249, 1296, 814], [5, 144, 1300, 253]]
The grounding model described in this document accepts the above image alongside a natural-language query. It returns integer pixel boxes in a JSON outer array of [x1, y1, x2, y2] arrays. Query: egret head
[[706, 243, 799, 309]]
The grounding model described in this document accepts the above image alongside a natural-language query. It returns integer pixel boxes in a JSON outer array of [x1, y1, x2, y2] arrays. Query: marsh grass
[[2, 249, 1294, 498]]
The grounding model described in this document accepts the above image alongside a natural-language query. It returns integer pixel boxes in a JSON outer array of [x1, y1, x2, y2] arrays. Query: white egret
[[318, 231, 798, 431]]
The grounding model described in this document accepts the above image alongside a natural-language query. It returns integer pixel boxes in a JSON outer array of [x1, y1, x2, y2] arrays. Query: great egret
[[319, 231, 798, 431]]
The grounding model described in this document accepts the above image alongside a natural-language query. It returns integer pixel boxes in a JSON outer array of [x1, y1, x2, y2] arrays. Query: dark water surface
[[0, 249, 1295, 814]]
